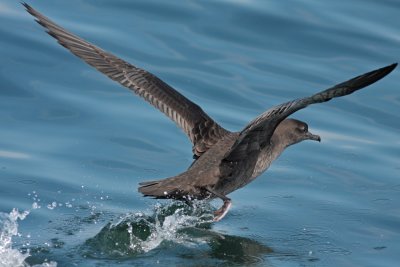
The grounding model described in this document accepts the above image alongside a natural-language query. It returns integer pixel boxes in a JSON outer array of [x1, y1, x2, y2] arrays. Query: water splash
[[0, 209, 29, 267], [83, 201, 214, 258], [129, 201, 213, 253], [82, 201, 274, 264], [0, 209, 57, 267]]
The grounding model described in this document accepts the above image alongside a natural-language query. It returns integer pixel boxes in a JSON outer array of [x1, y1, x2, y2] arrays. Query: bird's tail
[[138, 174, 191, 199], [138, 179, 167, 197]]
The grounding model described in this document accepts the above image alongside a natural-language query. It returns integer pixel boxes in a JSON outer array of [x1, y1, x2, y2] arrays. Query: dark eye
[[299, 125, 308, 132]]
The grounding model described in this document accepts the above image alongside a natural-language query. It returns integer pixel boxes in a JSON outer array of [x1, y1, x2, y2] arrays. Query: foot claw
[[213, 200, 231, 222]]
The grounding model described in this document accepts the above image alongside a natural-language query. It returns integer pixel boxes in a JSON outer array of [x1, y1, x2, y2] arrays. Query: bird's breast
[[251, 149, 274, 180]]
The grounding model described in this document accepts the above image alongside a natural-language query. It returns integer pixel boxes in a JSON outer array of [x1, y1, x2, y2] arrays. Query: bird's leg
[[205, 187, 232, 222]]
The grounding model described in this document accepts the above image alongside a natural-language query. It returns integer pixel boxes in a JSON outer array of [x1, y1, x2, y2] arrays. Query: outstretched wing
[[23, 3, 229, 157], [223, 63, 397, 162]]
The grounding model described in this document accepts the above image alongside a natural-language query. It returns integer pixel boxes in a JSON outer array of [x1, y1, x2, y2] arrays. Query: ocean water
[[0, 0, 399, 266]]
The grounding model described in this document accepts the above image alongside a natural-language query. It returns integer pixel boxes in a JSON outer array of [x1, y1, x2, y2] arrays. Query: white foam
[[0, 209, 57, 267], [125, 202, 212, 253]]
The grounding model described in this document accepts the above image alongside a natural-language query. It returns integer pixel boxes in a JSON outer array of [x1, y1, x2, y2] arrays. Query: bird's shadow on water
[[79, 201, 275, 265]]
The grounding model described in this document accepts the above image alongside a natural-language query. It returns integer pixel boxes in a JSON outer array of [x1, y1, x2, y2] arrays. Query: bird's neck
[[270, 133, 291, 158], [250, 133, 288, 180]]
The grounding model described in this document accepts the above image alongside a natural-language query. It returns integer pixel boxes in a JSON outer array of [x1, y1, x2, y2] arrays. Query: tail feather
[[138, 170, 200, 199], [138, 180, 160, 187], [138, 177, 184, 199], [138, 181, 167, 197]]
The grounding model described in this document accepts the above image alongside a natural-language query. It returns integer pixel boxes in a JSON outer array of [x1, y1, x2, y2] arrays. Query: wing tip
[[382, 63, 397, 74], [21, 1, 29, 8], [348, 62, 397, 91], [21, 2, 35, 15], [22, 2, 47, 28], [368, 62, 397, 84]]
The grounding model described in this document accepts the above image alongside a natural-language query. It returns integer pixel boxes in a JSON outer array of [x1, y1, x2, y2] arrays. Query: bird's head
[[274, 118, 321, 147]]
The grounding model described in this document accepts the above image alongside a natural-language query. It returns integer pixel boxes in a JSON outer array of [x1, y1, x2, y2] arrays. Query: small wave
[[0, 209, 57, 267], [82, 201, 214, 258], [82, 200, 273, 264]]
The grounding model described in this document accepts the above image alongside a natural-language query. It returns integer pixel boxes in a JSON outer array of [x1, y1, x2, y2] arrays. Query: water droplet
[[47, 202, 57, 210]]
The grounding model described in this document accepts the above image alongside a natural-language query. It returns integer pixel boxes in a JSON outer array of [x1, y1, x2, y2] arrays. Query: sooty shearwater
[[24, 3, 397, 221]]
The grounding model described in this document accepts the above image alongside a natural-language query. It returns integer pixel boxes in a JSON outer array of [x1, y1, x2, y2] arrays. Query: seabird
[[24, 3, 397, 221]]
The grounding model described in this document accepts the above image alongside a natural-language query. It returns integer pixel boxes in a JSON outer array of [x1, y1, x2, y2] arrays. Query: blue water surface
[[0, 0, 399, 266]]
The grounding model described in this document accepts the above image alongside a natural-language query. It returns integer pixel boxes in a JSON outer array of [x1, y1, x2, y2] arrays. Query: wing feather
[[224, 63, 397, 162], [23, 3, 229, 157]]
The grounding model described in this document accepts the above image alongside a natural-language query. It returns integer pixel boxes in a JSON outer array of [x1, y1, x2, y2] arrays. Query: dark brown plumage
[[24, 3, 397, 221]]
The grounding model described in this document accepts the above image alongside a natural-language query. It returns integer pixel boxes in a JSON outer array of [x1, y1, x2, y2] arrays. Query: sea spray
[[0, 209, 57, 267], [82, 201, 213, 258]]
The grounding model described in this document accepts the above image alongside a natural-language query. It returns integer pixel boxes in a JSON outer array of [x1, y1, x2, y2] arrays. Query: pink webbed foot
[[213, 199, 232, 222]]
